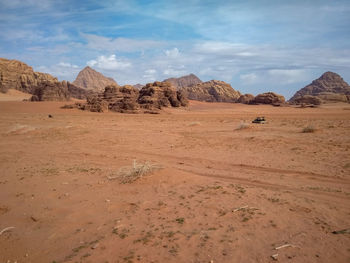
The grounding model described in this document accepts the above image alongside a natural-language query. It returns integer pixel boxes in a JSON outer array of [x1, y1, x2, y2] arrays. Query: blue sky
[[0, 0, 349, 98]]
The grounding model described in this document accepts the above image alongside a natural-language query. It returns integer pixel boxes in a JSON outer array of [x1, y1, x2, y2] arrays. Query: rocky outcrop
[[78, 81, 188, 113], [133, 84, 143, 90], [238, 94, 255, 104], [181, 80, 241, 103], [0, 58, 58, 94], [291, 95, 322, 105], [138, 81, 188, 109], [0, 58, 89, 100], [290, 72, 350, 103], [252, 92, 285, 105], [73, 66, 117, 92], [82, 84, 139, 113], [164, 74, 202, 89]]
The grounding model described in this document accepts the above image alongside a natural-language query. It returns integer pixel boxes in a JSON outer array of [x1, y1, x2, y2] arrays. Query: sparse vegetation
[[108, 160, 162, 183], [235, 121, 250, 130], [302, 125, 316, 133]]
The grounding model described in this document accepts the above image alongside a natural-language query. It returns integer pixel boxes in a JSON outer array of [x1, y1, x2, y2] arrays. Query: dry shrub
[[108, 160, 161, 183], [302, 125, 316, 133], [236, 121, 250, 130]]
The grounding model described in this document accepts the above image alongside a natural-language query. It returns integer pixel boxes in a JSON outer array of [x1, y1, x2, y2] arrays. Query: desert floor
[[0, 98, 349, 263]]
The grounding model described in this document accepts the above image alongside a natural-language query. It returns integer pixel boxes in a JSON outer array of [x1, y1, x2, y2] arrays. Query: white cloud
[[240, 73, 258, 84], [58, 62, 78, 68], [267, 69, 309, 84], [87, 55, 131, 70], [165, 48, 180, 58], [82, 33, 164, 52]]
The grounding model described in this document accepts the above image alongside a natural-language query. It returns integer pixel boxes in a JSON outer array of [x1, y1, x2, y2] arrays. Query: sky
[[0, 0, 349, 99]]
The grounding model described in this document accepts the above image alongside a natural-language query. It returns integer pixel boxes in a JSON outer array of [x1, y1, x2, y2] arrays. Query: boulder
[[238, 94, 255, 104], [138, 81, 188, 109], [252, 92, 285, 105], [181, 80, 241, 102]]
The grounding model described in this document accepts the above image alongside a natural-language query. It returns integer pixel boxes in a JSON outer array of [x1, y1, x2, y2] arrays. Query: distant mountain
[[73, 66, 118, 92], [290, 72, 350, 103], [163, 74, 202, 89], [181, 80, 241, 103], [0, 57, 88, 101], [133, 84, 144, 89]]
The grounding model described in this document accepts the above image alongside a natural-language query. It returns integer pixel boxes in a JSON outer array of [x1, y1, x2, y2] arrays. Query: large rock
[[0, 57, 89, 100], [291, 95, 322, 105], [238, 94, 255, 104], [252, 92, 285, 105], [163, 74, 202, 89], [73, 66, 117, 92], [83, 84, 139, 113], [289, 72, 350, 103], [182, 80, 241, 102], [138, 81, 188, 110], [0, 58, 58, 94]]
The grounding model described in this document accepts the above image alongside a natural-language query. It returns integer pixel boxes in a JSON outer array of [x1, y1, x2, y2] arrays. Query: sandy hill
[[163, 74, 202, 89], [290, 71, 350, 103], [73, 66, 117, 92], [181, 80, 241, 103]]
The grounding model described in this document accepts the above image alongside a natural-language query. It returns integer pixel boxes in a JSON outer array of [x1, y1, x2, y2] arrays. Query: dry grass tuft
[[108, 160, 162, 183], [235, 121, 250, 130], [302, 125, 316, 133]]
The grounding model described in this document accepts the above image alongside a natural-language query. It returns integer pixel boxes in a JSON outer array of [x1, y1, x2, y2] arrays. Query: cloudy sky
[[0, 0, 349, 98]]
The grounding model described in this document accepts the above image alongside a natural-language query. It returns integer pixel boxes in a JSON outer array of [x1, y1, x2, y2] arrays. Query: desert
[[0, 94, 349, 262], [1, 1, 350, 262]]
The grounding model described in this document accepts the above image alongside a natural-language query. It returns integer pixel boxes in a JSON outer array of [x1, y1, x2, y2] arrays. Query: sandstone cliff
[[181, 80, 241, 103], [0, 58, 89, 101]]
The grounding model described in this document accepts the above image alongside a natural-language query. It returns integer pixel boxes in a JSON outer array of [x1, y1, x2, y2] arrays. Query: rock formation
[[0, 58, 58, 94], [82, 84, 139, 113], [238, 94, 255, 104], [78, 81, 188, 113], [291, 95, 322, 106], [252, 92, 285, 105], [290, 72, 350, 104], [0, 57, 89, 101], [138, 81, 188, 109], [73, 66, 117, 92], [181, 80, 241, 103], [163, 74, 202, 89]]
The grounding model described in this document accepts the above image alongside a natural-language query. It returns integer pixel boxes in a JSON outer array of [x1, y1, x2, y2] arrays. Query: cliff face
[[163, 74, 202, 89], [0, 58, 90, 101], [0, 58, 58, 94], [181, 80, 241, 103], [290, 72, 350, 103], [73, 66, 117, 92]]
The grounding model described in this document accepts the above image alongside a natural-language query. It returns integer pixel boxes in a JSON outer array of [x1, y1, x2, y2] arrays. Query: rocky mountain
[[181, 80, 241, 103], [73, 66, 117, 92], [163, 74, 202, 89], [290, 72, 350, 103], [0, 57, 88, 101]]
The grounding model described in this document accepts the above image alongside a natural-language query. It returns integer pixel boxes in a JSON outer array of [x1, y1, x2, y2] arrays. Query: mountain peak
[[73, 67, 117, 92], [163, 73, 202, 89]]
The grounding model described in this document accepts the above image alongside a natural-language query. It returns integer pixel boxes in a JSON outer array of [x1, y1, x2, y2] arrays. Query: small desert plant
[[235, 121, 250, 130], [107, 160, 161, 183], [302, 125, 316, 133]]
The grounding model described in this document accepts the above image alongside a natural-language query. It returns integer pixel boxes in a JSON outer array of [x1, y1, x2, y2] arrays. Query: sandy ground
[[0, 99, 349, 263], [0, 89, 32, 101]]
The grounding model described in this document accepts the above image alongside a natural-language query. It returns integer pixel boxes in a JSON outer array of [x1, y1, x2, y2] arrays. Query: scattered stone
[[271, 254, 278, 261]]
